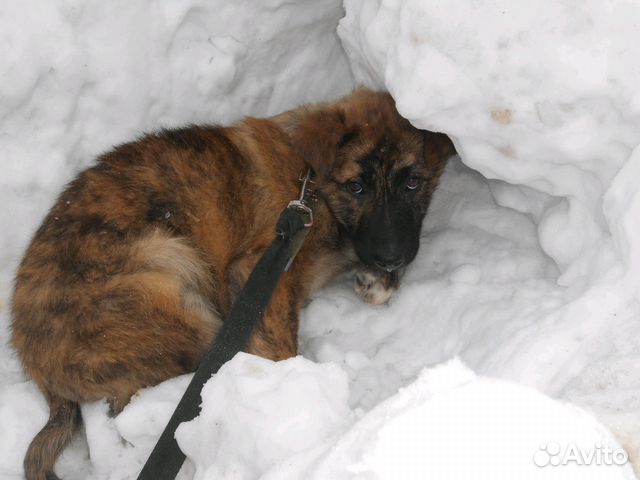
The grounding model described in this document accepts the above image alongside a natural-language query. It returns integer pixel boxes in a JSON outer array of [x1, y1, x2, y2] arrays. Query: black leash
[[137, 171, 316, 480]]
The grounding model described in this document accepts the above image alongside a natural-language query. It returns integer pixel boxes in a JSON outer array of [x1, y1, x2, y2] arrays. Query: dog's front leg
[[245, 278, 300, 361], [354, 267, 400, 305], [226, 254, 301, 361]]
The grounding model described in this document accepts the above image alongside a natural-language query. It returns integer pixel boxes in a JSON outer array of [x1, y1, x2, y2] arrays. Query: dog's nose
[[373, 255, 404, 272]]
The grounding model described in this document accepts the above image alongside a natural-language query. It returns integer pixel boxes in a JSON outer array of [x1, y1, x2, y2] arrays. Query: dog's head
[[287, 89, 454, 272]]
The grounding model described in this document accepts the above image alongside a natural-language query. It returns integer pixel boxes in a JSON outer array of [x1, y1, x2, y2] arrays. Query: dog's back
[[11, 122, 314, 479]]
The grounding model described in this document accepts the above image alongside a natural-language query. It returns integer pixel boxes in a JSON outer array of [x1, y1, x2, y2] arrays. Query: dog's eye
[[347, 181, 364, 195], [406, 177, 421, 190]]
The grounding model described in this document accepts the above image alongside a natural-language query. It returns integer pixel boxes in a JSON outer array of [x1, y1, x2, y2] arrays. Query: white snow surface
[[1, 0, 640, 479], [262, 358, 633, 480]]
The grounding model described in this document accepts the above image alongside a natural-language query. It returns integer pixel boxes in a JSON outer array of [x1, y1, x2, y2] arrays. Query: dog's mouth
[[354, 243, 416, 273], [372, 257, 405, 272]]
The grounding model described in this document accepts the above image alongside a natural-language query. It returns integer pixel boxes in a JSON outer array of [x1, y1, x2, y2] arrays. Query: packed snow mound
[[171, 356, 633, 479], [305, 359, 633, 480], [64, 355, 635, 479], [338, 0, 640, 470], [339, 0, 640, 287], [175, 353, 352, 479]]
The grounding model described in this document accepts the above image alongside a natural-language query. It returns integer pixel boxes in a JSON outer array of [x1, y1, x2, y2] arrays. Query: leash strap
[[137, 171, 315, 480]]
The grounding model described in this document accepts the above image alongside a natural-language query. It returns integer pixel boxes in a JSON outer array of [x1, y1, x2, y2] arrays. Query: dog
[[10, 89, 454, 480]]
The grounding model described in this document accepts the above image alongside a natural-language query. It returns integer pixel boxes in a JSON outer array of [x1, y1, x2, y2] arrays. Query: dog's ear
[[423, 131, 455, 186], [289, 109, 348, 177]]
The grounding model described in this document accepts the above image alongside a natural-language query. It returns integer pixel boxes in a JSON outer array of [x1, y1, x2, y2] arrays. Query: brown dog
[[10, 89, 454, 480]]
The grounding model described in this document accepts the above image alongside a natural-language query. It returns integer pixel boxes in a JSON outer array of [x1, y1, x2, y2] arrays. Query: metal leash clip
[[287, 169, 315, 228], [279, 169, 317, 270]]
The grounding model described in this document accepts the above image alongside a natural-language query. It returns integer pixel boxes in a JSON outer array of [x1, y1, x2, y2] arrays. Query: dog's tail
[[24, 393, 80, 480]]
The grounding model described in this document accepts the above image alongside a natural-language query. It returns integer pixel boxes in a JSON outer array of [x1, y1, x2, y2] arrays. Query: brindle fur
[[11, 89, 454, 480]]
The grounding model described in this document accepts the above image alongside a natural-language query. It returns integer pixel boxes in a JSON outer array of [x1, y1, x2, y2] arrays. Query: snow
[[175, 354, 352, 479], [337, 0, 640, 470], [261, 359, 633, 479], [2, 0, 640, 479]]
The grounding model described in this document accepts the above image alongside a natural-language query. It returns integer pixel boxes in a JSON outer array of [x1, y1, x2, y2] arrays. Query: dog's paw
[[354, 268, 399, 305]]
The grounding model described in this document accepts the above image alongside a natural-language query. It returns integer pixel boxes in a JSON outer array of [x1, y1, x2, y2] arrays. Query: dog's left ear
[[423, 131, 455, 186], [289, 109, 348, 177], [423, 131, 455, 163]]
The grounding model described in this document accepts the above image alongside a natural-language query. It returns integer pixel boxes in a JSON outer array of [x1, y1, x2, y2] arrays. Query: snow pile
[[57, 355, 635, 479], [338, 0, 640, 286], [175, 353, 352, 479], [173, 356, 633, 479], [80, 375, 192, 479], [330, 359, 633, 480], [335, 0, 640, 469]]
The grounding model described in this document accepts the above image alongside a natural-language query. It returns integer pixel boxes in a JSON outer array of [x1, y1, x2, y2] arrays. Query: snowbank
[[175, 354, 352, 479], [68, 355, 636, 479], [336, 0, 640, 468], [262, 358, 634, 480], [2, 0, 640, 478], [339, 0, 640, 287]]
